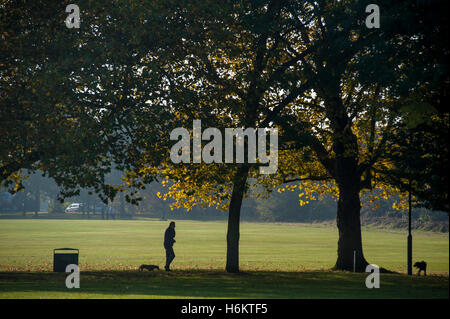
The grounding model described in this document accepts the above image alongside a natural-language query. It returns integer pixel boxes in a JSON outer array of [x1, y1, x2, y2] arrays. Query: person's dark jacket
[[164, 227, 175, 248]]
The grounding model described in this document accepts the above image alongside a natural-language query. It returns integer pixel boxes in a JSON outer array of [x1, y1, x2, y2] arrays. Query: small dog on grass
[[413, 261, 427, 276], [139, 264, 160, 272]]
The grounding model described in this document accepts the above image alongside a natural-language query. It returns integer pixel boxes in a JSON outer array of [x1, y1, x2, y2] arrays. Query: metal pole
[[407, 179, 412, 275]]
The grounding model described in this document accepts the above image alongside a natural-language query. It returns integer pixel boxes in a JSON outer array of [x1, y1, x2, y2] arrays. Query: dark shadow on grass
[[380, 267, 397, 274], [0, 269, 448, 299]]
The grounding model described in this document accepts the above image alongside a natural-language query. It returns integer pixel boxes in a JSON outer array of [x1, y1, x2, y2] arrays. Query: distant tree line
[[1, 172, 446, 227]]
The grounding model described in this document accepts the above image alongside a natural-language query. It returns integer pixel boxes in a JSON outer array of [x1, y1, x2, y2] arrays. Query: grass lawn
[[0, 270, 448, 299], [0, 219, 448, 298]]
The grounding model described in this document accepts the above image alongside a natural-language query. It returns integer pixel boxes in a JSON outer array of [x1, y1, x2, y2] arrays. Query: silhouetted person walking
[[164, 221, 176, 271]]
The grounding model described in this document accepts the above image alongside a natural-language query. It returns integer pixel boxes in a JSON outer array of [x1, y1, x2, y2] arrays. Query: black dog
[[413, 261, 427, 276], [139, 264, 160, 271]]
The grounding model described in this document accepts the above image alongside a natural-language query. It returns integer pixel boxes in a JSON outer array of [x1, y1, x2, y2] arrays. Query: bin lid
[[54, 248, 79, 252]]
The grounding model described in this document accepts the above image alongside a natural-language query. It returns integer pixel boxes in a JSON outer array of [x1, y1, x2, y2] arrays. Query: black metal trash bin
[[53, 248, 79, 272]]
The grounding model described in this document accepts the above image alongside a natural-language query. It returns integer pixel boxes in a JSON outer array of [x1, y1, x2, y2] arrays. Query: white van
[[65, 203, 83, 213]]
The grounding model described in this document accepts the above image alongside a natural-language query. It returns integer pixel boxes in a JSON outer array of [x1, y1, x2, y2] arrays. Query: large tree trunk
[[331, 134, 369, 271], [322, 91, 369, 272], [333, 176, 369, 272], [226, 164, 249, 273]]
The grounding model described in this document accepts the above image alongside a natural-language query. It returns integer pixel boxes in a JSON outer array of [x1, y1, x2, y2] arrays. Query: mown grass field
[[0, 219, 448, 298]]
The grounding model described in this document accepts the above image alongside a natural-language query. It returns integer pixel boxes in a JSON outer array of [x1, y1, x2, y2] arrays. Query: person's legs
[[165, 246, 175, 271]]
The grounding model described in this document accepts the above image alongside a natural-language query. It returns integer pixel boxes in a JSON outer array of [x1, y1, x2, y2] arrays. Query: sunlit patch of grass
[[0, 219, 448, 274]]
